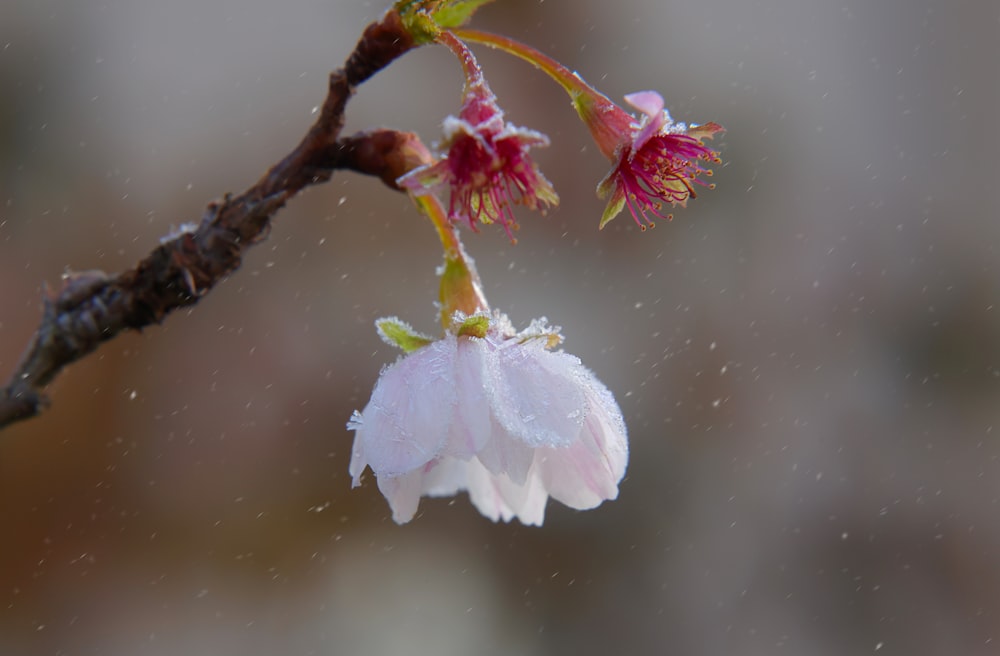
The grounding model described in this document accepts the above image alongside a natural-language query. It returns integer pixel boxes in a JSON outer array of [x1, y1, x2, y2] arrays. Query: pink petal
[[347, 413, 368, 487], [395, 159, 450, 195], [355, 337, 458, 477], [493, 468, 548, 526], [538, 366, 628, 509], [484, 340, 587, 449], [464, 458, 548, 525], [376, 468, 427, 524], [464, 458, 516, 522], [421, 457, 471, 498], [623, 90, 664, 120], [444, 337, 493, 459], [624, 90, 667, 152], [475, 426, 535, 485], [537, 416, 624, 509]]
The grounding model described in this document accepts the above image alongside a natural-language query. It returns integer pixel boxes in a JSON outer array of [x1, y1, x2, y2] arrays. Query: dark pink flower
[[448, 29, 724, 231], [590, 91, 723, 230], [397, 83, 558, 241]]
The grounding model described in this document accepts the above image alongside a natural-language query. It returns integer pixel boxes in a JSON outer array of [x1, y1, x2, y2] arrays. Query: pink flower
[[347, 313, 628, 525], [444, 29, 724, 231], [397, 83, 558, 241], [589, 90, 723, 230]]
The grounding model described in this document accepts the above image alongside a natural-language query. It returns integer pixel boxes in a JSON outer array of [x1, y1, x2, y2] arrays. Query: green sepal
[[515, 317, 564, 349], [394, 1, 441, 44], [438, 252, 487, 328], [376, 316, 434, 353], [395, 0, 495, 43], [456, 314, 489, 339], [599, 186, 626, 229]]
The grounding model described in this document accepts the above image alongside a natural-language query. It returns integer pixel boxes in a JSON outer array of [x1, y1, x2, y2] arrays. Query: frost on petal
[[445, 337, 493, 459], [347, 411, 368, 487], [353, 337, 458, 478], [538, 374, 628, 510], [485, 340, 587, 449], [397, 89, 557, 240], [581, 375, 629, 460], [347, 310, 630, 527]]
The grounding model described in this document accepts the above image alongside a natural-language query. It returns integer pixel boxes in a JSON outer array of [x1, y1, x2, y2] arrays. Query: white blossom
[[347, 313, 628, 525]]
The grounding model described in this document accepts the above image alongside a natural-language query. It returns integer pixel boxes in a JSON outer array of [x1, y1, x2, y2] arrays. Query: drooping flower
[[588, 90, 723, 230], [449, 29, 724, 230], [396, 31, 558, 241], [347, 312, 628, 525]]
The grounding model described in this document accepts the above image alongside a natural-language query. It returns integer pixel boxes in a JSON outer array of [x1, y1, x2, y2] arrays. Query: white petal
[[347, 311, 630, 527], [356, 337, 458, 478], [376, 468, 427, 524], [539, 370, 629, 509], [415, 438, 550, 525], [462, 458, 547, 525], [464, 458, 515, 522], [475, 425, 535, 485], [536, 435, 619, 510], [497, 468, 548, 526], [348, 430, 367, 488], [581, 373, 629, 465], [444, 337, 493, 459], [421, 457, 471, 497], [485, 340, 587, 449]]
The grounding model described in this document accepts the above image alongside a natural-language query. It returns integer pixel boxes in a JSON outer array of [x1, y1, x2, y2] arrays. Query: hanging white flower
[[347, 311, 628, 525]]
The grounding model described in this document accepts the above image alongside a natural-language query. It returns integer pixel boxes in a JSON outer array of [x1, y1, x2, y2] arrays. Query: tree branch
[[0, 9, 418, 432]]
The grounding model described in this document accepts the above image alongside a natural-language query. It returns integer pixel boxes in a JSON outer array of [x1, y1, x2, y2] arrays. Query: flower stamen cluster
[[397, 31, 557, 241], [448, 28, 725, 231], [598, 91, 723, 230]]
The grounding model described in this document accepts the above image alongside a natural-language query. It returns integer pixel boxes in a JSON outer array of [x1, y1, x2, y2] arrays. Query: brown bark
[[0, 9, 420, 430]]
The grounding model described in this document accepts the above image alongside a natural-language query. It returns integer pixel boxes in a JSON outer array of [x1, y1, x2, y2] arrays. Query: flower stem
[[413, 194, 490, 326], [436, 29, 485, 90], [414, 193, 461, 258], [451, 28, 605, 106], [450, 28, 631, 159]]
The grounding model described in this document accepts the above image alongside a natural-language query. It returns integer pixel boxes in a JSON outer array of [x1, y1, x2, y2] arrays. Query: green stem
[[414, 194, 461, 258], [452, 28, 598, 104], [451, 28, 630, 160], [413, 194, 490, 327]]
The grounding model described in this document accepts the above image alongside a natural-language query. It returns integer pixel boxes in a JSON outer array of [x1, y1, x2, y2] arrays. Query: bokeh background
[[2, 0, 998, 654]]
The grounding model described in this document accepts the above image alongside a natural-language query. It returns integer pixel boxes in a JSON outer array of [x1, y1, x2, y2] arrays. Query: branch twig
[[0, 9, 417, 431]]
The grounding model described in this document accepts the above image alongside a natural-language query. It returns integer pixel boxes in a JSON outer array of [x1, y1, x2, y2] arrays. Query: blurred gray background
[[2, 0, 998, 654]]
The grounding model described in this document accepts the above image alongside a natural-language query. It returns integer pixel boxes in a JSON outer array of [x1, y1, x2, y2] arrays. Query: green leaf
[[376, 317, 435, 353], [432, 0, 496, 29]]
